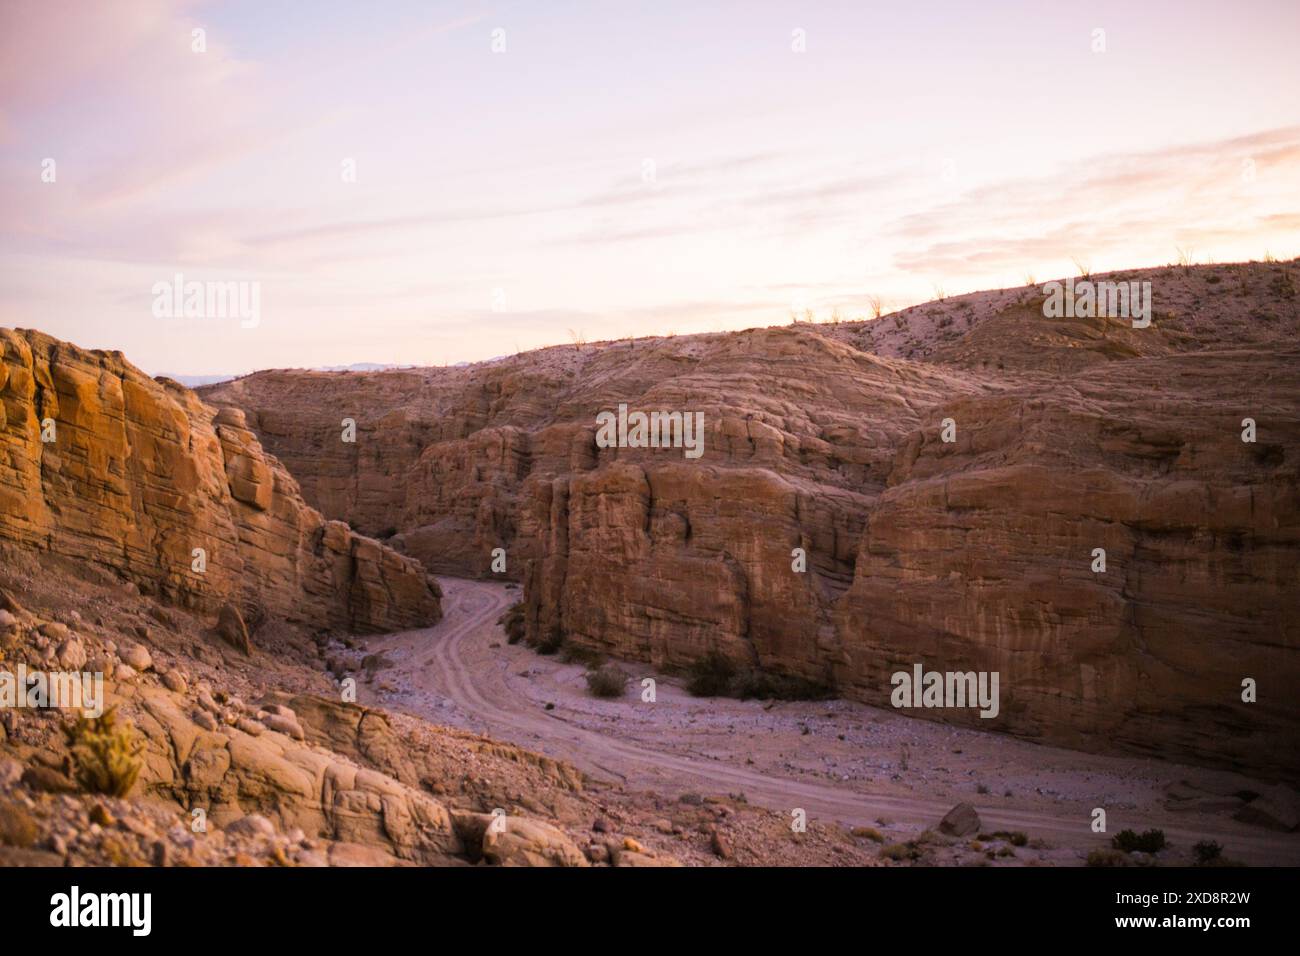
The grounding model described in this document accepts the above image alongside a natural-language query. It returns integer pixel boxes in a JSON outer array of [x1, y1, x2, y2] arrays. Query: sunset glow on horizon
[[2, 0, 1298, 376]]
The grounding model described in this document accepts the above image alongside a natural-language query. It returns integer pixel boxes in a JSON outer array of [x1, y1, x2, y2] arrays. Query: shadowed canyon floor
[[359, 577, 1300, 866]]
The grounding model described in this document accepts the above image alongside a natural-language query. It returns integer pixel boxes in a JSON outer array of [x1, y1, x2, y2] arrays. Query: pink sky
[[2, 0, 1298, 375]]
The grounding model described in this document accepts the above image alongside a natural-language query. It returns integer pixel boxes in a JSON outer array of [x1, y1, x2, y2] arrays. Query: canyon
[[190, 261, 1300, 781], [1, 261, 1297, 870]]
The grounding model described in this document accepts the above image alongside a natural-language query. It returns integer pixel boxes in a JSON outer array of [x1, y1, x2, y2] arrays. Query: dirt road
[[363, 577, 1300, 866]]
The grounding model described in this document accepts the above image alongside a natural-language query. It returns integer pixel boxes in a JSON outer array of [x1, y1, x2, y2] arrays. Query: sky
[[1, 0, 1298, 376]]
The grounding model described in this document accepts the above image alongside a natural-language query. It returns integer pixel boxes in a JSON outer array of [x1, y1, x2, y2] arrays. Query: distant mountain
[[159, 373, 238, 388], [161, 362, 418, 388]]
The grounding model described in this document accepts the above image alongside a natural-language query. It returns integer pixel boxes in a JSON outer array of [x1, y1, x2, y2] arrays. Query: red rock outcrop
[[0, 328, 440, 634], [202, 262, 1300, 778]]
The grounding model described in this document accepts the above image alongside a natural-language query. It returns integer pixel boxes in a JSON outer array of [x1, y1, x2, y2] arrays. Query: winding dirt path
[[364, 577, 1300, 866]]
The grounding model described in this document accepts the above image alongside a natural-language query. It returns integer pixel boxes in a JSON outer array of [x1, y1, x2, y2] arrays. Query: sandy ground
[[360, 577, 1300, 865]]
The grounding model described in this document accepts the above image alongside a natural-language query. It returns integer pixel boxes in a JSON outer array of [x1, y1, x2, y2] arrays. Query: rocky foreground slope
[[201, 262, 1300, 780], [0, 328, 440, 635], [0, 568, 872, 867]]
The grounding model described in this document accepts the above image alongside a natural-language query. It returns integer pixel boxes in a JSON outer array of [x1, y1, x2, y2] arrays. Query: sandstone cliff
[[0, 328, 441, 635], [201, 262, 1300, 778]]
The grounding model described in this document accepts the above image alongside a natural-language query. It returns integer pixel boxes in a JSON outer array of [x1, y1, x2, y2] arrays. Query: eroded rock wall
[[0, 328, 440, 634]]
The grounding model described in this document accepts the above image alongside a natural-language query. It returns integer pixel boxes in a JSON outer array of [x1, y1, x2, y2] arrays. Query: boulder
[[938, 803, 981, 837]]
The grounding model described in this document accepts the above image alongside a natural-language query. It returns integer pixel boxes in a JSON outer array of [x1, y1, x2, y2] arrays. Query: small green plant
[[62, 707, 143, 797], [1112, 828, 1166, 853], [1193, 840, 1223, 864], [584, 663, 629, 699]]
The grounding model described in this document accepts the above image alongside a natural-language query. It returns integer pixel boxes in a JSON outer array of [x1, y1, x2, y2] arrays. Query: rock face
[[201, 262, 1300, 779], [0, 328, 440, 635]]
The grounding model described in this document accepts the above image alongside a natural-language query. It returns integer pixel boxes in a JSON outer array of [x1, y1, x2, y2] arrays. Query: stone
[[263, 713, 306, 740], [0, 803, 39, 847], [1233, 787, 1300, 832], [21, 766, 77, 794], [938, 803, 981, 837], [121, 643, 152, 672], [114, 664, 138, 681], [161, 670, 188, 693], [225, 814, 276, 839], [0, 758, 22, 788], [481, 817, 588, 867], [56, 638, 87, 670]]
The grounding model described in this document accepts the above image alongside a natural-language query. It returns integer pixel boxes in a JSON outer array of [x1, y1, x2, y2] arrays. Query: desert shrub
[[585, 663, 629, 699], [685, 652, 834, 701], [850, 826, 884, 843], [879, 842, 920, 862], [532, 635, 563, 655], [62, 707, 143, 797], [1112, 828, 1166, 853], [686, 651, 738, 697], [498, 602, 525, 645], [731, 667, 834, 701], [1193, 840, 1223, 864], [1086, 848, 1130, 867], [561, 643, 603, 667]]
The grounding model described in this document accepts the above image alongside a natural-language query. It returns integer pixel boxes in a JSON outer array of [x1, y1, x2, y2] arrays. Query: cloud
[[883, 126, 1300, 277]]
